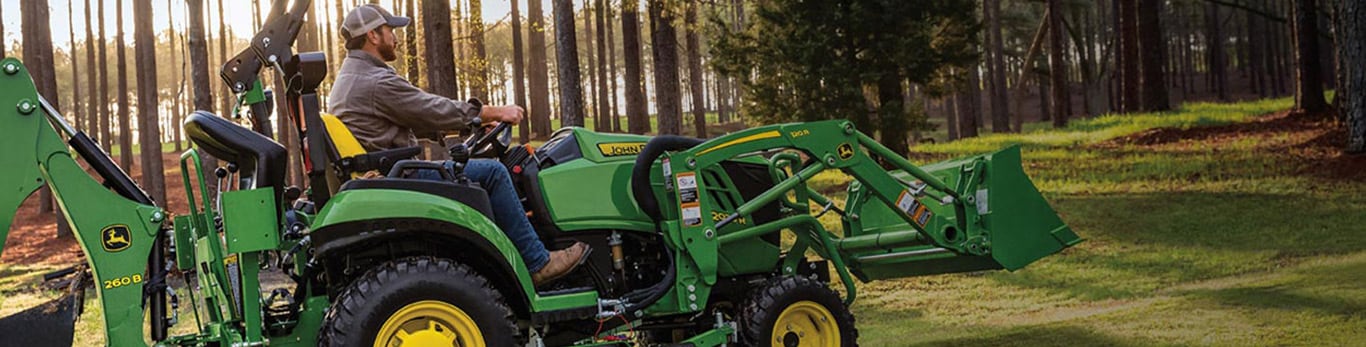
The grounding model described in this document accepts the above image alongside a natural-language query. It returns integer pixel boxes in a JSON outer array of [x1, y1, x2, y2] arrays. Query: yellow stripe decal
[[697, 131, 782, 155]]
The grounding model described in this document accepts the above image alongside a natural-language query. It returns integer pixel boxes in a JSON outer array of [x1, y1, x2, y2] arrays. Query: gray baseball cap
[[340, 4, 411, 40]]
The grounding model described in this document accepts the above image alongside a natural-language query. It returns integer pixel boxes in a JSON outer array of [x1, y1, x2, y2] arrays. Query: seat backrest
[[321, 113, 367, 158], [184, 111, 287, 195]]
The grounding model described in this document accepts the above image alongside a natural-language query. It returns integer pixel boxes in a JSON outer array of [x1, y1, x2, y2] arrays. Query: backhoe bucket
[[845, 146, 1081, 280]]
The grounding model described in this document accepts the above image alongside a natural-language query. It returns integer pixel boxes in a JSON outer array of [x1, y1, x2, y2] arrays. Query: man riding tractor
[[329, 4, 588, 287]]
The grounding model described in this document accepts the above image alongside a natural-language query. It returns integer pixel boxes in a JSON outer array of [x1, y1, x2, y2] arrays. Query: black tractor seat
[[183, 111, 288, 195], [337, 178, 494, 219]]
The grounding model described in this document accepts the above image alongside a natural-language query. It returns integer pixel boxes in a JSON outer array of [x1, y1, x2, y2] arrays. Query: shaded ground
[[1108, 110, 1364, 182]]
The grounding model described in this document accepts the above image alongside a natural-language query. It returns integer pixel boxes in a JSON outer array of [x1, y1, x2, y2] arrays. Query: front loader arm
[[646, 119, 1078, 309], [681, 120, 975, 253]]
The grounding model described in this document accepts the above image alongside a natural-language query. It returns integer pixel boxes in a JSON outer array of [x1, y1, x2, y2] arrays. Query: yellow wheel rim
[[771, 300, 841, 347], [374, 300, 484, 347]]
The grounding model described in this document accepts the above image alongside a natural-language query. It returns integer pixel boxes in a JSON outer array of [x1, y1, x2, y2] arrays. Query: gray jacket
[[328, 50, 479, 151]]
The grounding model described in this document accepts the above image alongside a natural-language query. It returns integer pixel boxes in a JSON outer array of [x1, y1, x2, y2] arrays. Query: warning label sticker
[[676, 172, 699, 204], [681, 203, 703, 227], [662, 159, 673, 190], [896, 190, 920, 215], [912, 205, 932, 227], [897, 190, 932, 227]]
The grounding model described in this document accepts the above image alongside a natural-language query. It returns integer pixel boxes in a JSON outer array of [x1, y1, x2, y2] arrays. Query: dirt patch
[[2, 152, 192, 265], [1105, 110, 1365, 182]]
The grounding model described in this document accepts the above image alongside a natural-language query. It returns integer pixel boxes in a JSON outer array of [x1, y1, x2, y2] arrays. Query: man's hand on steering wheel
[[459, 103, 521, 158], [479, 105, 525, 125]]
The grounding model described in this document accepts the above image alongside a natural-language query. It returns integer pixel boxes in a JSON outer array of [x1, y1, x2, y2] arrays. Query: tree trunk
[[1048, 0, 1069, 126], [169, 0, 182, 152], [0, 4, 4, 58], [404, 0, 419, 86], [470, 0, 489, 101], [650, 0, 682, 135], [217, 0, 230, 115], [1291, 0, 1328, 113], [1247, 0, 1268, 98], [958, 66, 982, 138], [685, 0, 706, 138], [187, 0, 219, 193], [22, 0, 71, 236], [1338, 0, 1365, 152], [527, 0, 553, 137], [85, 0, 98, 137], [606, 4, 621, 132], [66, 0, 82, 133], [1207, 2, 1230, 101], [422, 0, 460, 99], [1119, 0, 1141, 112], [1138, 0, 1170, 111], [133, 0, 166, 205], [985, 0, 1010, 132], [622, 0, 649, 134], [595, 0, 612, 133], [511, 0, 529, 141], [98, 0, 111, 150], [116, 0, 134, 171], [586, 1, 600, 128], [552, 0, 586, 127], [877, 74, 909, 159]]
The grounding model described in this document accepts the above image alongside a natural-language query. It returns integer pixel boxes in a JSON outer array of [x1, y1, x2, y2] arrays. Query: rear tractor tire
[[741, 276, 858, 347], [320, 256, 518, 347]]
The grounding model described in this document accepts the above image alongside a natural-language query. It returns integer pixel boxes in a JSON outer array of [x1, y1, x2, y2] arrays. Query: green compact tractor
[[0, 1, 1079, 346]]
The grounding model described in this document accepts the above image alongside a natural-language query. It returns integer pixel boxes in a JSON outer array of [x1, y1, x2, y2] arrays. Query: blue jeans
[[409, 159, 551, 272]]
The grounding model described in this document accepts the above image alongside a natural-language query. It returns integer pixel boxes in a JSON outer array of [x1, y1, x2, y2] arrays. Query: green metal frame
[[2, 53, 1078, 346]]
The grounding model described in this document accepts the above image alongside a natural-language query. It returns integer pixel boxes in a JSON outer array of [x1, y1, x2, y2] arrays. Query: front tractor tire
[[320, 256, 518, 347], [741, 276, 858, 347]]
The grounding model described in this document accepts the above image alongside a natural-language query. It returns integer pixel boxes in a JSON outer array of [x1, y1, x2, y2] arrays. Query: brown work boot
[[531, 242, 590, 287]]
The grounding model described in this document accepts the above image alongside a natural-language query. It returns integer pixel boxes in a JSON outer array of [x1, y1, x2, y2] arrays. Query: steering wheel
[[464, 121, 513, 158]]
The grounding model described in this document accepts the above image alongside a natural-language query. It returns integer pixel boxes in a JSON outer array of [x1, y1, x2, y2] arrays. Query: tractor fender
[[309, 188, 535, 314]]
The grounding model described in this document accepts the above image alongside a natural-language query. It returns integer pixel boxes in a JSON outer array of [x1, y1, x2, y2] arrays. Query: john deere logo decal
[[597, 142, 647, 156], [101, 225, 131, 252], [837, 143, 855, 160]]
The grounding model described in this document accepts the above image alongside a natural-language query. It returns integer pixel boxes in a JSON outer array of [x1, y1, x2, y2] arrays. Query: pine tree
[[134, 0, 166, 205], [1138, 0, 1169, 111], [1291, 0, 1327, 113], [528, 0, 553, 136], [422, 0, 460, 99], [685, 0, 706, 137], [984, 0, 1010, 132], [23, 0, 72, 236], [116, 0, 134, 171], [511, 0, 530, 141], [187, 0, 219, 193], [470, 0, 489, 101], [98, 0, 112, 150], [649, 0, 682, 135], [552, 0, 585, 127], [68, 0, 84, 133], [85, 0, 98, 135], [622, 0, 650, 134]]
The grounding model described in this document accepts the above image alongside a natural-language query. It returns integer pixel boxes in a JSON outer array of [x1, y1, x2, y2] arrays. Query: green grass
[[831, 97, 1366, 345]]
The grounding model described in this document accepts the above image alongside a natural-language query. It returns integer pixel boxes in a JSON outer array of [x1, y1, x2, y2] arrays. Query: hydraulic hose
[[623, 135, 702, 320], [630, 136, 706, 223]]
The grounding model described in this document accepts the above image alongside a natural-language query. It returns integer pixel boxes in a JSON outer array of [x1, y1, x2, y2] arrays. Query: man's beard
[[380, 42, 398, 62]]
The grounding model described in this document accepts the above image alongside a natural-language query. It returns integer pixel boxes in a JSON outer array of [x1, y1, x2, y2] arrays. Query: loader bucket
[[845, 146, 1081, 280]]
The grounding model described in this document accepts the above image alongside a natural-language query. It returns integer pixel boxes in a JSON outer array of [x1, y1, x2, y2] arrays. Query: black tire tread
[[740, 276, 859, 346], [319, 256, 519, 346]]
